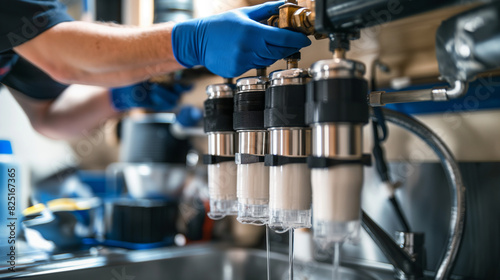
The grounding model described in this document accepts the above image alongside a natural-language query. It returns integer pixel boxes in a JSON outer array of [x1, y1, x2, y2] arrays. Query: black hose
[[370, 60, 412, 232], [375, 108, 466, 280]]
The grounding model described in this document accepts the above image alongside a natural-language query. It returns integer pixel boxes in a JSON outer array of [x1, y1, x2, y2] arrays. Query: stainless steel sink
[[4, 245, 393, 280]]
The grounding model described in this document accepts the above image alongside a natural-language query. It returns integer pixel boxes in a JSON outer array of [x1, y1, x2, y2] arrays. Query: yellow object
[[47, 198, 92, 212], [22, 203, 46, 216]]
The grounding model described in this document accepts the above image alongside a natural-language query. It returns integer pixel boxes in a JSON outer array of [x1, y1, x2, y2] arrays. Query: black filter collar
[[264, 154, 307, 166], [307, 154, 372, 168], [235, 153, 265, 164], [203, 98, 234, 133], [202, 154, 235, 165]]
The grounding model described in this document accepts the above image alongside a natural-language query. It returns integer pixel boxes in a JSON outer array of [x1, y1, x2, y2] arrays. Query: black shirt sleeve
[[2, 56, 68, 100], [0, 0, 74, 53]]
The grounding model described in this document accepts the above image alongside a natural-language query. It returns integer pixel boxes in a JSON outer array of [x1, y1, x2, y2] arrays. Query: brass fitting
[[285, 52, 301, 69], [267, 1, 326, 39], [282, 3, 314, 35], [286, 58, 299, 69], [292, 7, 315, 35], [333, 48, 346, 59], [256, 68, 267, 77], [267, 15, 279, 28]]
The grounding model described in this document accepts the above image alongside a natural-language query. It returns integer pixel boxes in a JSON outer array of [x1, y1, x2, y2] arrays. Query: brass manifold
[[267, 0, 324, 39]]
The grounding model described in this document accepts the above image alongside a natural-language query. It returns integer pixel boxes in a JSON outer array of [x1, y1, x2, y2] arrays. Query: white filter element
[[237, 162, 269, 225], [268, 164, 312, 232], [208, 162, 237, 200], [311, 165, 363, 247], [207, 162, 238, 219], [269, 164, 311, 210]]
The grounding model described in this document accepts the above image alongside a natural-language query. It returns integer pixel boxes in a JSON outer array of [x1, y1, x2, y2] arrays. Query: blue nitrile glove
[[176, 106, 203, 127], [110, 81, 192, 111], [171, 1, 311, 78]]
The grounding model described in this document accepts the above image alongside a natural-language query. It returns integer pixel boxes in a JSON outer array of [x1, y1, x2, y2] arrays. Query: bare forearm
[[56, 60, 181, 87], [14, 21, 183, 87], [9, 85, 120, 140]]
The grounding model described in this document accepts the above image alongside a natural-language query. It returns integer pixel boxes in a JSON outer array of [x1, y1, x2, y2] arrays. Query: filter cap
[[236, 76, 268, 93], [206, 83, 235, 99], [310, 59, 365, 80], [269, 68, 310, 87]]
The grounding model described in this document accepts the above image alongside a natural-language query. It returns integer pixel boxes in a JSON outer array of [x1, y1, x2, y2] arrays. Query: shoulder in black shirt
[[0, 0, 74, 99]]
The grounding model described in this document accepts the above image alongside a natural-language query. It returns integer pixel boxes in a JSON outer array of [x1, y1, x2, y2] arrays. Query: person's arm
[[8, 85, 120, 139], [14, 22, 183, 87], [12, 1, 311, 87], [6, 79, 191, 140]]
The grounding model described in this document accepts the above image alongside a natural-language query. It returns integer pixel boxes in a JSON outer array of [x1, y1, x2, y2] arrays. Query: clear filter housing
[[306, 58, 368, 249], [269, 163, 312, 232], [207, 160, 238, 219], [267, 128, 312, 232], [312, 165, 363, 250], [236, 160, 269, 225], [265, 68, 312, 232], [204, 84, 238, 219], [310, 123, 364, 250], [234, 76, 269, 225], [207, 132, 238, 219]]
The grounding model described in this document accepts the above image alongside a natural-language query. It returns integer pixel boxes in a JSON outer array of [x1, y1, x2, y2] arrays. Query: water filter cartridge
[[265, 68, 312, 233], [203, 83, 238, 219], [234, 76, 270, 225], [305, 59, 370, 248]]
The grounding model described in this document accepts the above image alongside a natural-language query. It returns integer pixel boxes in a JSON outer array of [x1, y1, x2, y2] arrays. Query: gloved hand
[[110, 82, 191, 111], [172, 1, 311, 78], [176, 105, 203, 127]]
